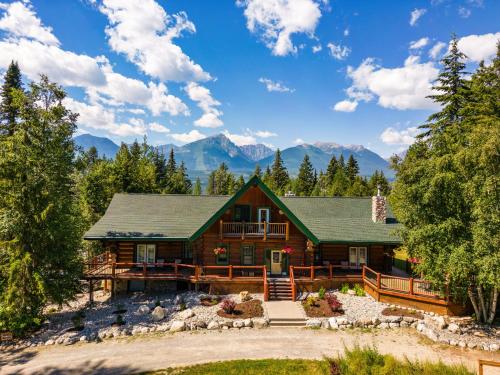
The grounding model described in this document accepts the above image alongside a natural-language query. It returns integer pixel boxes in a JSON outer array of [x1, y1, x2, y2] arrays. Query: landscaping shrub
[[113, 314, 125, 326], [221, 299, 237, 314], [340, 283, 349, 294], [325, 293, 342, 312], [318, 287, 326, 299], [304, 296, 318, 309], [353, 283, 365, 297]]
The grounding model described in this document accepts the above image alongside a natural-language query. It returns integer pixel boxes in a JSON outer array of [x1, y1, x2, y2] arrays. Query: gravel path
[[2, 328, 499, 375]]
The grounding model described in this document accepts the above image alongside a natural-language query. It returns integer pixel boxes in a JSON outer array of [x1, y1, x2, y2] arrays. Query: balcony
[[219, 220, 289, 240]]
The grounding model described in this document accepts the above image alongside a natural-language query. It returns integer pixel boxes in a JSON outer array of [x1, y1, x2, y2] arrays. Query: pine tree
[[113, 143, 132, 192], [262, 166, 272, 186], [325, 155, 339, 185], [270, 149, 289, 195], [346, 154, 360, 182], [193, 177, 202, 195], [164, 148, 177, 193], [0, 61, 22, 136], [172, 161, 192, 194], [338, 154, 345, 170], [0, 76, 82, 334], [207, 163, 236, 195], [234, 175, 245, 191], [253, 164, 262, 178], [151, 148, 167, 191], [295, 154, 315, 196], [330, 168, 349, 196]]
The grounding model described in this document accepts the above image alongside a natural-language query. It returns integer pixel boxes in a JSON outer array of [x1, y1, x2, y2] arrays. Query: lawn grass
[[145, 346, 474, 375]]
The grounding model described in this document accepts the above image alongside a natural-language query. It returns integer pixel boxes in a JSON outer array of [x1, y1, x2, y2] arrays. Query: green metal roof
[[84, 176, 401, 244], [280, 196, 401, 244]]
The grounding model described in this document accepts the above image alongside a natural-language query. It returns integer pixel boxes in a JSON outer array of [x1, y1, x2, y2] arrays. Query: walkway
[[265, 301, 306, 326], [2, 329, 498, 374]]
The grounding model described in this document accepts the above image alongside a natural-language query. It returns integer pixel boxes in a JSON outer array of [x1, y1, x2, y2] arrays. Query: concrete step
[[269, 318, 306, 327]]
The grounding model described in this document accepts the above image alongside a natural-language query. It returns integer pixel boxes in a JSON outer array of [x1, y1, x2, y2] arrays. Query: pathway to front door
[[264, 301, 306, 327]]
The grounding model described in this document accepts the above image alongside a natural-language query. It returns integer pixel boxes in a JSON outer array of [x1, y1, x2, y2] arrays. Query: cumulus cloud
[[222, 130, 257, 146], [380, 126, 420, 146], [409, 8, 426, 26], [312, 44, 322, 53], [293, 138, 305, 144], [99, 0, 210, 82], [237, 0, 322, 56], [409, 37, 429, 50], [170, 129, 206, 143], [258, 77, 295, 93], [332, 100, 358, 112], [149, 122, 170, 133], [255, 130, 277, 138], [429, 41, 446, 59], [184, 82, 223, 128], [457, 32, 500, 63], [327, 42, 350, 60]]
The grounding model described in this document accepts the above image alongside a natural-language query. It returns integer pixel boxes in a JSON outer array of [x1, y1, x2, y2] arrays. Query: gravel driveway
[[2, 328, 499, 375]]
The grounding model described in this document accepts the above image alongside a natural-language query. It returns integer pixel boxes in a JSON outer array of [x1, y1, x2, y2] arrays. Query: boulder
[[359, 317, 372, 327], [252, 318, 268, 329], [424, 328, 439, 342], [433, 316, 447, 330], [416, 323, 426, 332], [388, 316, 402, 323], [177, 308, 195, 320], [233, 320, 245, 328], [336, 317, 348, 325], [447, 323, 460, 334], [389, 322, 400, 328], [137, 305, 150, 315], [45, 339, 55, 346], [458, 341, 466, 348], [151, 306, 166, 321], [63, 337, 76, 346], [207, 321, 220, 330], [306, 319, 322, 328], [195, 320, 207, 329], [378, 323, 389, 329], [449, 339, 458, 346], [239, 291, 252, 302], [467, 342, 477, 349], [174, 295, 184, 305], [490, 343, 499, 351], [157, 323, 171, 332], [403, 316, 416, 323], [243, 318, 252, 328], [347, 289, 356, 296], [400, 321, 410, 328], [371, 317, 381, 326], [321, 320, 330, 329], [169, 321, 186, 333]]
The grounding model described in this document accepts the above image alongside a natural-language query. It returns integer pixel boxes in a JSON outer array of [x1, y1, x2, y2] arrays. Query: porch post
[[263, 221, 267, 241], [89, 279, 94, 305], [310, 265, 314, 280], [329, 264, 333, 279], [409, 278, 414, 295]]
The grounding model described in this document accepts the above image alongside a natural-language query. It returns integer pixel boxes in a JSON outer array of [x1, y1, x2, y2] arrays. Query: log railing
[[84, 251, 112, 275], [197, 265, 266, 281], [289, 265, 345, 280], [289, 266, 296, 301], [363, 266, 445, 300], [219, 221, 289, 240], [263, 266, 268, 301]]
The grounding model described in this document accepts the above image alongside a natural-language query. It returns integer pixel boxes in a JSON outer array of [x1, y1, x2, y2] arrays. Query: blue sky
[[0, 0, 498, 157]]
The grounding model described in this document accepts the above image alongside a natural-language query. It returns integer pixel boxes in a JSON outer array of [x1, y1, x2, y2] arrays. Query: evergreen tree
[[262, 166, 272, 186], [346, 154, 360, 183], [172, 161, 192, 194], [0, 76, 82, 334], [253, 164, 262, 178], [368, 170, 391, 196], [151, 148, 167, 191], [312, 170, 329, 196], [325, 155, 339, 185], [345, 176, 370, 196], [0, 61, 22, 136], [330, 168, 349, 196], [113, 143, 132, 192], [193, 177, 202, 195], [270, 149, 289, 195], [164, 148, 177, 193], [234, 175, 245, 191], [207, 163, 236, 195], [295, 154, 315, 196]]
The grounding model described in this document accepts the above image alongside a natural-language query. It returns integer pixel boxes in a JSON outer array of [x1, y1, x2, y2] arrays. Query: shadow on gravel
[[27, 360, 141, 375], [0, 347, 37, 367]]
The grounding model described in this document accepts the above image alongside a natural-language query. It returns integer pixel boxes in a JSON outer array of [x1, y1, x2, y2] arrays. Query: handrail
[[263, 266, 268, 301], [478, 359, 500, 375], [290, 266, 296, 301]]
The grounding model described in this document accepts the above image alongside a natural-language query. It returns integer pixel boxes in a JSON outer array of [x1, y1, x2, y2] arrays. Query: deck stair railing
[[84, 251, 112, 276]]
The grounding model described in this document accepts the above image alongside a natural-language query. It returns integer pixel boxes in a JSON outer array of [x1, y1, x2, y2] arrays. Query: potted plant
[[213, 247, 226, 255], [281, 245, 294, 254]]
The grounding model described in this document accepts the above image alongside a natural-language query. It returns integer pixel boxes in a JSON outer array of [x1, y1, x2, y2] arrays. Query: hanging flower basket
[[281, 246, 294, 254], [213, 247, 226, 255]]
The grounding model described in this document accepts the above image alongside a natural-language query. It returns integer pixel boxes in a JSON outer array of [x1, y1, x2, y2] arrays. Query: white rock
[[140, 327, 150, 334], [490, 343, 499, 351], [417, 323, 426, 332], [458, 341, 466, 348], [222, 326, 229, 330], [169, 321, 186, 333], [45, 339, 55, 346], [439, 337, 450, 344], [379, 323, 389, 329], [449, 340, 458, 346], [207, 321, 220, 330], [233, 320, 245, 328], [388, 316, 402, 323], [174, 295, 184, 305], [252, 318, 268, 329], [400, 321, 410, 328], [447, 323, 460, 334], [243, 318, 252, 328], [425, 328, 439, 342], [321, 320, 330, 329], [434, 316, 447, 330], [467, 342, 477, 349], [347, 290, 356, 296], [371, 317, 381, 326], [239, 291, 251, 302], [157, 323, 171, 332], [403, 316, 416, 323], [137, 305, 150, 315], [177, 308, 195, 320], [336, 317, 348, 325], [306, 319, 322, 328], [63, 337, 75, 346], [389, 322, 400, 328], [79, 336, 87, 342], [151, 306, 166, 321]]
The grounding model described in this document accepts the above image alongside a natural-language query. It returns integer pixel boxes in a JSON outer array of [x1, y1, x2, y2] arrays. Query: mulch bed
[[200, 296, 222, 307], [217, 299, 264, 319], [303, 299, 344, 318], [381, 307, 424, 319]]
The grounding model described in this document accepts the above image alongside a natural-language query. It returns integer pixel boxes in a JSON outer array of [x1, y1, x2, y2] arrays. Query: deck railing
[[363, 266, 446, 301], [219, 220, 289, 240], [263, 266, 268, 301], [289, 265, 347, 280], [198, 265, 265, 281], [289, 266, 296, 301]]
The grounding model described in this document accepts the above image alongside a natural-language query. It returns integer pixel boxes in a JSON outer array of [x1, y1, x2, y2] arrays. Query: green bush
[[340, 283, 350, 294], [303, 296, 318, 309], [353, 284, 365, 297], [318, 287, 326, 299]]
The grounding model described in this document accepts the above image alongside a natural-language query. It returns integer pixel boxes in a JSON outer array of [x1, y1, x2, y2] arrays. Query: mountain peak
[[314, 141, 366, 153]]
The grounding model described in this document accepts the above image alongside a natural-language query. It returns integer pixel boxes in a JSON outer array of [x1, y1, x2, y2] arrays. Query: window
[[241, 245, 255, 265], [234, 205, 251, 222], [182, 242, 193, 259], [216, 243, 229, 265], [349, 247, 367, 269], [137, 244, 156, 263]]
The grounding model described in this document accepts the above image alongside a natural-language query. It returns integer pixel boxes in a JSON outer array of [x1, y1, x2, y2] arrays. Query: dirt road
[[1, 328, 499, 374]]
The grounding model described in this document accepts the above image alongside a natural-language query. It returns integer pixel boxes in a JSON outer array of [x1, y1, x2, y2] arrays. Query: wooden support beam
[[329, 264, 333, 279], [310, 265, 314, 280], [376, 272, 381, 289], [285, 221, 289, 241], [219, 220, 223, 240], [89, 279, 94, 305], [263, 221, 267, 241], [409, 278, 414, 295], [229, 265, 233, 280]]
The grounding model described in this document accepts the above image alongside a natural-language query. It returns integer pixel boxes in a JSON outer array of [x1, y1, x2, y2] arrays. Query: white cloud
[[332, 100, 358, 112], [458, 7, 471, 18], [312, 44, 322, 53], [184, 82, 223, 128], [170, 129, 206, 143], [293, 138, 305, 144], [237, 0, 322, 56], [380, 126, 420, 146], [258, 77, 295, 93], [222, 130, 257, 146], [340, 55, 439, 111], [343, 28, 349, 37], [429, 41, 446, 59], [409, 37, 429, 50], [409, 8, 426, 26], [0, 1, 60, 45], [149, 122, 170, 133], [457, 32, 500, 63], [255, 130, 277, 138], [99, 0, 210, 82], [327, 42, 350, 60]]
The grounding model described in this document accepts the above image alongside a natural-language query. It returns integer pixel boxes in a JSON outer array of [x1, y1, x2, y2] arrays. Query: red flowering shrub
[[221, 298, 237, 314], [326, 293, 342, 312]]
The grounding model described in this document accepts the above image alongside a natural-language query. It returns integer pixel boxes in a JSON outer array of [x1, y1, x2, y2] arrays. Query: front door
[[349, 247, 367, 269], [258, 208, 270, 232], [271, 250, 282, 275]]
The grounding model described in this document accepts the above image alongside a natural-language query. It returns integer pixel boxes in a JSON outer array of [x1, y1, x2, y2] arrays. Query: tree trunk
[[477, 285, 488, 322], [487, 287, 498, 325], [468, 287, 481, 322]]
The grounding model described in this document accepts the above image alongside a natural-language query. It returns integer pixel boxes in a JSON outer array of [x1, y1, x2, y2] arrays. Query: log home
[[84, 175, 401, 300]]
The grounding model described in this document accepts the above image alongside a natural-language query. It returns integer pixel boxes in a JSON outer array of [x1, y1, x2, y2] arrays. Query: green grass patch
[[145, 346, 473, 375]]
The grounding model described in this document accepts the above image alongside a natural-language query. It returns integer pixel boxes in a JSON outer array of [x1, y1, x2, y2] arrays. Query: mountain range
[[74, 133, 394, 179]]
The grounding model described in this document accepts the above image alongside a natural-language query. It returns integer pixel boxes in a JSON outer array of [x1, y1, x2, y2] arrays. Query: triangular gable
[[189, 175, 319, 244]]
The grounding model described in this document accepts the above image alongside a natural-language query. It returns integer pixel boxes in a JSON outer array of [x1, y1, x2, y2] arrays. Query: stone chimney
[[372, 185, 387, 223]]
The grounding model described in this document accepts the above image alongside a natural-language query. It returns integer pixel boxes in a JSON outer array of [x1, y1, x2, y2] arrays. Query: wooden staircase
[[268, 278, 293, 301]]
